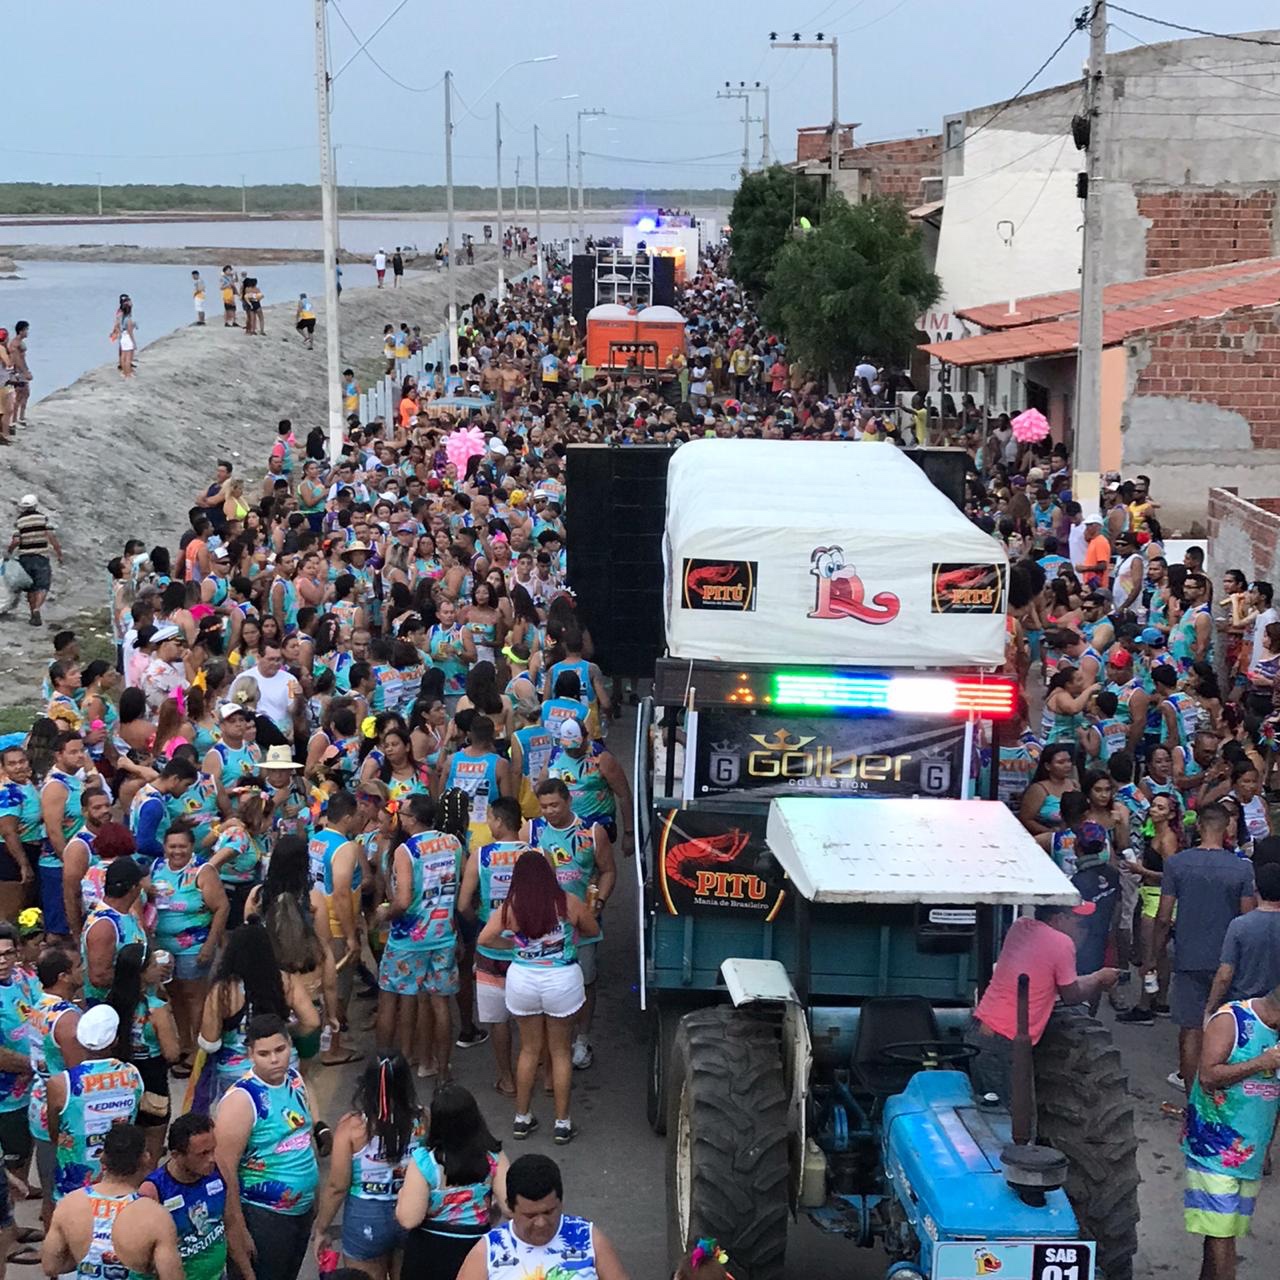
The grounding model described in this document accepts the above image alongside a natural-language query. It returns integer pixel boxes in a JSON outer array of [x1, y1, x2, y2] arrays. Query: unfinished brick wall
[[1132, 312, 1280, 448], [1208, 486, 1280, 583], [796, 126, 854, 163], [857, 135, 942, 205], [1138, 190, 1275, 276]]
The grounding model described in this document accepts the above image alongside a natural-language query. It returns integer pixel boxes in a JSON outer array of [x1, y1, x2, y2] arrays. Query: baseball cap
[[77, 1005, 121, 1052], [17, 494, 37, 510], [211, 545, 230, 561], [105, 858, 147, 897], [1138, 627, 1166, 647], [556, 719, 585, 745], [1108, 648, 1133, 668], [218, 701, 249, 722], [1082, 512, 1104, 526]]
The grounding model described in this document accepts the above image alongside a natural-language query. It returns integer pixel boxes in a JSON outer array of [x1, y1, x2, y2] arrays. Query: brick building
[[919, 257, 1280, 527], [1208, 488, 1280, 584], [791, 124, 941, 207]]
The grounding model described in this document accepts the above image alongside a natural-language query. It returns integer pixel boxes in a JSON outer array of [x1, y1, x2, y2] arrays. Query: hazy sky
[[10, 2, 1280, 192]]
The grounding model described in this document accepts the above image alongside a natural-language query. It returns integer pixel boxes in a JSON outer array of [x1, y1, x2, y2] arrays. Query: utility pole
[[97, 173, 103, 217], [444, 70, 459, 367], [313, 0, 343, 460], [1074, 0, 1108, 516], [515, 156, 520, 216], [353, 176, 358, 213], [717, 85, 752, 175], [576, 107, 606, 242], [495, 102, 505, 302], [533, 124, 543, 282], [758, 81, 771, 166], [241, 175, 247, 216], [565, 133, 573, 254], [771, 33, 839, 195]]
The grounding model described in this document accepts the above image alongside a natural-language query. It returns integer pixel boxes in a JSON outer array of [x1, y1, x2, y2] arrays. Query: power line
[[329, 1, 447, 93], [832, 0, 912, 37], [946, 13, 1089, 154], [1108, 8, 1280, 48], [582, 149, 742, 167]]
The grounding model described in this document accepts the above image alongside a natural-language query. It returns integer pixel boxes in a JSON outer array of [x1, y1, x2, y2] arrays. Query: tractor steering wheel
[[877, 1040, 982, 1069]]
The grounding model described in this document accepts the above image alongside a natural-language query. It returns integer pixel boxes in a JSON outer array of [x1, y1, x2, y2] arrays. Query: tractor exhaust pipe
[[1010, 972, 1034, 1146], [1000, 972, 1068, 1206]]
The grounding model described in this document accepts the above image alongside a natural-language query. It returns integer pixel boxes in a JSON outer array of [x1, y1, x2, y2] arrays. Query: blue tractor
[[635, 442, 1139, 1279]]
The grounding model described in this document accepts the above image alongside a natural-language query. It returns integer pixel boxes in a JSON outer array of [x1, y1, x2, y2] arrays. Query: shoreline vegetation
[[0, 182, 731, 218]]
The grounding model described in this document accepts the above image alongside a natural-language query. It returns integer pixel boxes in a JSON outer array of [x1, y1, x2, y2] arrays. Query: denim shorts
[[170, 950, 213, 982], [341, 1195, 405, 1261]]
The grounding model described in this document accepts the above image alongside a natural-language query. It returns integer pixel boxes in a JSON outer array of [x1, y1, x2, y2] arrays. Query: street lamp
[[576, 108, 606, 241]]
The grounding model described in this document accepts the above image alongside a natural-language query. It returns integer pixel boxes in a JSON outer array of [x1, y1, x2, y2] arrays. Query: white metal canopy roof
[[765, 797, 1079, 905]]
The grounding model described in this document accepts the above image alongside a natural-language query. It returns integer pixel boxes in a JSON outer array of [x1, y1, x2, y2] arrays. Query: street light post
[[495, 101, 505, 302], [565, 133, 572, 254], [312, 0, 343, 460], [444, 69, 459, 367], [533, 123, 543, 282], [576, 107, 606, 242]]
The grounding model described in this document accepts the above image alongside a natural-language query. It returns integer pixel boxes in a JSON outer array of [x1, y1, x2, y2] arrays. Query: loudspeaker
[[571, 254, 595, 331], [903, 447, 968, 511], [652, 255, 675, 307], [565, 444, 674, 679]]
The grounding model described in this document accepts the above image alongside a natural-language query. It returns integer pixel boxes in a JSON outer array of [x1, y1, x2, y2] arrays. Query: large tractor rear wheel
[[1034, 1006, 1140, 1280], [666, 1005, 789, 1280]]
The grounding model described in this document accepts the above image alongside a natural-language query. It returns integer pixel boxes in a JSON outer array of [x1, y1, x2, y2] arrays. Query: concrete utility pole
[[241, 175, 247, 216], [1074, 0, 1108, 515], [495, 102, 505, 302], [444, 70, 459, 367], [97, 173, 103, 217], [533, 124, 543, 282], [770, 34, 839, 194], [717, 86, 752, 175], [515, 156, 520, 216], [313, 0, 343, 460], [565, 134, 572, 254], [727, 82, 771, 167], [576, 108, 606, 242]]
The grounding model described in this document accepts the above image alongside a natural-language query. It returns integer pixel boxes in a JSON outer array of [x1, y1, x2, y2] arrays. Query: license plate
[[933, 1241, 1094, 1280]]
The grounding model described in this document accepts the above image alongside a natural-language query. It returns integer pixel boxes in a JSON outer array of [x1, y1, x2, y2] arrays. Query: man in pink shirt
[[967, 905, 1121, 1116]]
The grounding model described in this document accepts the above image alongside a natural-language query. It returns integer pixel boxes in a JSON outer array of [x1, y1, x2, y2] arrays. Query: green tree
[[728, 165, 822, 293], [763, 195, 940, 377]]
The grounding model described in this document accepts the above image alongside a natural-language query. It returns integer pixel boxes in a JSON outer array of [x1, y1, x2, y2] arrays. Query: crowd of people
[[0, 225, 1277, 1279]]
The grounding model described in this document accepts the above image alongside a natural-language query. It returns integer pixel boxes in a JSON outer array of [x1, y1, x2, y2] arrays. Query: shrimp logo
[[974, 1249, 1003, 1275], [808, 546, 900, 624], [681, 559, 757, 611]]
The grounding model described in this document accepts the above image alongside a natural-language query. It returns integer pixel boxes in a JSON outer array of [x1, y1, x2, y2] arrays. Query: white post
[[830, 38, 840, 196], [97, 173, 103, 217], [241, 175, 247, 216], [314, 0, 344, 460], [534, 123, 543, 283], [495, 102, 505, 303], [1074, 0, 1108, 516], [565, 134, 572, 256], [576, 114, 584, 243], [515, 156, 521, 216], [761, 83, 771, 166], [444, 71, 459, 368]]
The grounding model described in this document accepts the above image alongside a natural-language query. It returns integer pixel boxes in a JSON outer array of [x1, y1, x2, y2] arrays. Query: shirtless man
[[42, 1124, 182, 1280]]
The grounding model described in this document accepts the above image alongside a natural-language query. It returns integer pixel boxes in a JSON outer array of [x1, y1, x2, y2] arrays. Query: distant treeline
[[0, 183, 732, 216]]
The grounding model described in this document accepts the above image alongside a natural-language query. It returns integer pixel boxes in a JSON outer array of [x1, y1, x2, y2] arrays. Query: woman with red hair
[[477, 849, 598, 1145]]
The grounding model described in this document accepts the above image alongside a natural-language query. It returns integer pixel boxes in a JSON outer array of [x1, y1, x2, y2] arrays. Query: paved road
[[129, 706, 1280, 1280]]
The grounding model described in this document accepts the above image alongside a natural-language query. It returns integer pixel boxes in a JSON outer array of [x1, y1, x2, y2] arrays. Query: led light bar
[[772, 673, 1016, 719]]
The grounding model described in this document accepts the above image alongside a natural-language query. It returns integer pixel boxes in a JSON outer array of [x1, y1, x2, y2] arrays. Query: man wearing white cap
[[140, 624, 186, 715], [7, 493, 62, 627], [1074, 512, 1113, 591], [46, 1004, 144, 1201]]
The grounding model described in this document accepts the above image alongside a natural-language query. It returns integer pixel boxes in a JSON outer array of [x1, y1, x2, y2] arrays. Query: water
[[0, 214, 690, 255], [0, 260, 328, 401]]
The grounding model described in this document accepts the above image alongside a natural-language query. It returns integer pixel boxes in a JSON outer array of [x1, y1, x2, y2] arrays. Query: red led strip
[[953, 680, 1017, 717]]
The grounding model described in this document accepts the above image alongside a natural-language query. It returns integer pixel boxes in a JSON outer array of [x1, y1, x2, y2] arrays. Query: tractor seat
[[850, 997, 941, 1097]]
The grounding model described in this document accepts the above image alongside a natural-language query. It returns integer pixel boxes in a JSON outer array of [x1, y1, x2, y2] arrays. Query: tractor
[[633, 441, 1140, 1280]]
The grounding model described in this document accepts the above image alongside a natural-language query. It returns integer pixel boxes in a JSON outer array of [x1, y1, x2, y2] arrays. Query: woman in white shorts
[[477, 850, 598, 1146]]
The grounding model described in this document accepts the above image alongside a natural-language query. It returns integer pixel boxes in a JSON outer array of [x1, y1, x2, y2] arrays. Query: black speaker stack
[[571, 254, 595, 331], [651, 255, 675, 307], [564, 444, 674, 679]]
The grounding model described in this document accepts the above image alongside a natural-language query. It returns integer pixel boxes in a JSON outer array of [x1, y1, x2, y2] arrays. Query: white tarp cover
[[664, 439, 1007, 668], [766, 797, 1079, 905]]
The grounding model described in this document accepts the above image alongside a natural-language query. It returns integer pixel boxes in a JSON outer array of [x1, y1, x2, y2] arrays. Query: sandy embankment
[[0, 249, 504, 700]]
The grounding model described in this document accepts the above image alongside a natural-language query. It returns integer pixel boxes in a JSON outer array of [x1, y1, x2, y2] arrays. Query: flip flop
[[172, 1062, 193, 1080], [493, 1080, 517, 1098], [7, 1247, 41, 1266], [319, 1050, 363, 1067], [14, 1229, 42, 1244]]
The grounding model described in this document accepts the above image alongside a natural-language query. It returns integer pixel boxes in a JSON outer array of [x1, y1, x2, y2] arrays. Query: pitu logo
[[808, 546, 900, 624]]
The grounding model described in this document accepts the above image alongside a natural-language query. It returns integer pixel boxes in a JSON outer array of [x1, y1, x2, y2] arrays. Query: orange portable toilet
[[635, 305, 687, 369], [585, 303, 636, 368]]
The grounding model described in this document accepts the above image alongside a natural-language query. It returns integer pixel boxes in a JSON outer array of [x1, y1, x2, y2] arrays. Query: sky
[[9, 1, 1280, 194]]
